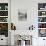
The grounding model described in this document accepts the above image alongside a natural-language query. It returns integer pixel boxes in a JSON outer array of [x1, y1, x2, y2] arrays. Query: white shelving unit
[[38, 3, 46, 37], [0, 3, 8, 36], [0, 3, 9, 46]]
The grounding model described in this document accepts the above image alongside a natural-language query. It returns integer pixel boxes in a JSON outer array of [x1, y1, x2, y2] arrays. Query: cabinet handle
[[43, 39, 45, 40], [1, 39, 3, 40]]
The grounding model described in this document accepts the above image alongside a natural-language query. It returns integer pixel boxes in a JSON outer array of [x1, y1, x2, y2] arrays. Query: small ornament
[[29, 25, 35, 30]]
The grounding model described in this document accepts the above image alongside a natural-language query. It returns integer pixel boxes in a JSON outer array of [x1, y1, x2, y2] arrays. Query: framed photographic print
[[18, 9, 27, 21]]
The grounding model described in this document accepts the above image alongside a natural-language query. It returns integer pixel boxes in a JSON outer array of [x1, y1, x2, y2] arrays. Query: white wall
[[11, 0, 38, 45], [11, 0, 38, 30], [11, 0, 46, 29], [11, 0, 46, 46]]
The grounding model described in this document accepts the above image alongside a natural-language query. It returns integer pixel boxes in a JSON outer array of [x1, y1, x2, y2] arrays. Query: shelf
[[0, 10, 8, 11], [38, 28, 46, 29], [0, 22, 8, 23], [0, 16, 8, 17], [38, 22, 46, 23], [38, 10, 46, 11], [38, 15, 46, 17]]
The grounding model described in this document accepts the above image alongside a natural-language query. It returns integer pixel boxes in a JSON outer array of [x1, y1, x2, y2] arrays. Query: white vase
[[21, 40, 25, 46]]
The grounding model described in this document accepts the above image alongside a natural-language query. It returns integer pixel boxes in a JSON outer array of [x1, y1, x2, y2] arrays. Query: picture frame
[[18, 9, 27, 21]]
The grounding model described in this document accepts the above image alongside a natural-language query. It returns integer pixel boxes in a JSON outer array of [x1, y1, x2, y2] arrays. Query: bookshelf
[[0, 3, 8, 37], [38, 3, 46, 37]]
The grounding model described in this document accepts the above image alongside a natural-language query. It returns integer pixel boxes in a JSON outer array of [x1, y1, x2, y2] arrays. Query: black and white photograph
[[18, 9, 27, 21]]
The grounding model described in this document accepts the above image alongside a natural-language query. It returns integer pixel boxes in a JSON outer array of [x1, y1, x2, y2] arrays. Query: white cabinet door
[[0, 35, 8, 45], [38, 37, 46, 46]]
